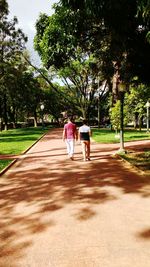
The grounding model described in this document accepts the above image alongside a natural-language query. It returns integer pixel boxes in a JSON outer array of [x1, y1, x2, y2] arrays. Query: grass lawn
[[92, 128, 150, 143], [121, 150, 150, 174], [0, 159, 13, 172], [92, 128, 150, 174], [1, 127, 150, 174], [0, 126, 49, 155], [0, 126, 50, 173]]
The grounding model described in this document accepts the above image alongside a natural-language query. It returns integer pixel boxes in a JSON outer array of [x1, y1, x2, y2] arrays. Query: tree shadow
[[0, 130, 150, 265], [136, 228, 150, 240], [125, 141, 150, 152]]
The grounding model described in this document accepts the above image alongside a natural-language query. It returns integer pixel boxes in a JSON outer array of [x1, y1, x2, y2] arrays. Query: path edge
[[0, 130, 49, 177]]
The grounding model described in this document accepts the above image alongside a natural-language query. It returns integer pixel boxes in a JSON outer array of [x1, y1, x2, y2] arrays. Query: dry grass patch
[[122, 150, 150, 174]]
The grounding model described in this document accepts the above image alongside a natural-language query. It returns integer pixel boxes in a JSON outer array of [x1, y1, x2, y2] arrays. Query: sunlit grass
[[0, 159, 13, 172], [121, 150, 150, 173], [0, 127, 49, 155], [1, 127, 150, 174], [92, 128, 150, 174], [0, 126, 50, 173], [92, 128, 150, 143]]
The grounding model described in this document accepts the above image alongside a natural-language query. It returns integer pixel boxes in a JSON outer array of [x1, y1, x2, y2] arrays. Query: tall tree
[[137, 0, 150, 42], [34, 5, 109, 119], [0, 0, 27, 129], [60, 0, 150, 85], [59, 0, 150, 151]]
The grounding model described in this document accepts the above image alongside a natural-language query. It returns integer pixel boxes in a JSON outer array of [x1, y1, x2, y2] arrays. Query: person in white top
[[78, 119, 92, 161]]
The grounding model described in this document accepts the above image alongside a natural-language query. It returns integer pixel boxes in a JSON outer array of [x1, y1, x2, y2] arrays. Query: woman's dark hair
[[82, 119, 87, 124]]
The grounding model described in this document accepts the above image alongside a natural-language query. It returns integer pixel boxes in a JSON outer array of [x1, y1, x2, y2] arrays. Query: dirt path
[[0, 128, 150, 267]]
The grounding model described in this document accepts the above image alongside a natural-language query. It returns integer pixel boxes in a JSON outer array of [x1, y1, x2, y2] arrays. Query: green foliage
[[41, 81, 69, 121], [0, 0, 8, 16], [109, 82, 150, 130], [110, 101, 120, 131], [109, 99, 130, 130], [137, 0, 150, 42], [60, 0, 150, 85], [0, 0, 28, 127], [34, 8, 79, 68], [125, 83, 150, 126], [34, 5, 109, 119], [33, 0, 150, 126]]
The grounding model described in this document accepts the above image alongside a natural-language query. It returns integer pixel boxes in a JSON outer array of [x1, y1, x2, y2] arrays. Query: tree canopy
[[34, 0, 150, 122]]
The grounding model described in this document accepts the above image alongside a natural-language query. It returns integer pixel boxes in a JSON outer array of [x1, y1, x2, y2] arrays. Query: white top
[[79, 125, 90, 133], [79, 125, 91, 141]]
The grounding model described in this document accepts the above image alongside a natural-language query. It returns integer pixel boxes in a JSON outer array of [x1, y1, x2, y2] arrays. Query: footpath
[[0, 128, 150, 267]]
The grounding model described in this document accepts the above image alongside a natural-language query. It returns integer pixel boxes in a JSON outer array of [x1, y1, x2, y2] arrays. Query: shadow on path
[[0, 128, 150, 266]]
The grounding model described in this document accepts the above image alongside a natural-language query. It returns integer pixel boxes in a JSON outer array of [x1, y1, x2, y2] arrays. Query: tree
[[137, 0, 150, 42], [60, 0, 150, 86], [34, 5, 110, 120], [110, 98, 130, 131], [126, 82, 150, 129], [36, 77, 68, 123], [0, 0, 27, 129]]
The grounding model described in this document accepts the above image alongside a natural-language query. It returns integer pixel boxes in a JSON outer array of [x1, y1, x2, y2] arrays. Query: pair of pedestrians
[[62, 116, 91, 161]]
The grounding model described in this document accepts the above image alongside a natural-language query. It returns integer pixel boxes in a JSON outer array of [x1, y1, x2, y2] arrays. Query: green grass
[[1, 127, 150, 174], [121, 150, 150, 173], [92, 128, 150, 143], [92, 128, 150, 174], [0, 127, 49, 155], [0, 159, 13, 172], [0, 126, 50, 173]]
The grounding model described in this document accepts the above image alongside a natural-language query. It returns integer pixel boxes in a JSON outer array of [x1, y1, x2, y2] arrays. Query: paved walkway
[[0, 128, 150, 267]]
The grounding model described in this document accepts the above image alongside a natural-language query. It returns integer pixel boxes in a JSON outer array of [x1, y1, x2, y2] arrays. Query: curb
[[112, 153, 147, 176], [22, 130, 48, 155], [0, 158, 18, 176]]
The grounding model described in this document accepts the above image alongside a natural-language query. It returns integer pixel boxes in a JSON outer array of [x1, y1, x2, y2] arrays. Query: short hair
[[67, 115, 73, 121], [82, 119, 87, 124]]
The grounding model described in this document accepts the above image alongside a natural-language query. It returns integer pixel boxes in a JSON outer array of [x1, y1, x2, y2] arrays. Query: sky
[[7, 0, 57, 65]]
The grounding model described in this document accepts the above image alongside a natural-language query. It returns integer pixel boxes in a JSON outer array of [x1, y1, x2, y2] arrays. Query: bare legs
[[81, 141, 90, 161]]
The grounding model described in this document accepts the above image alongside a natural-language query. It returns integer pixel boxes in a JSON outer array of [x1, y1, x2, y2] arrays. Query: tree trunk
[[12, 122, 16, 129], [119, 92, 125, 152], [112, 62, 120, 104], [34, 111, 38, 127], [3, 94, 8, 131], [133, 113, 138, 129], [97, 95, 101, 128], [139, 117, 142, 131], [82, 108, 87, 120]]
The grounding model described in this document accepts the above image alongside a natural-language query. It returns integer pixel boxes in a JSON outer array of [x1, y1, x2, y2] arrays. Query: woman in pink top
[[62, 116, 78, 160]]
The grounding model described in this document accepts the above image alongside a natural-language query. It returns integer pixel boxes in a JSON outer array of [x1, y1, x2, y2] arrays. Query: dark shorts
[[80, 132, 90, 141]]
